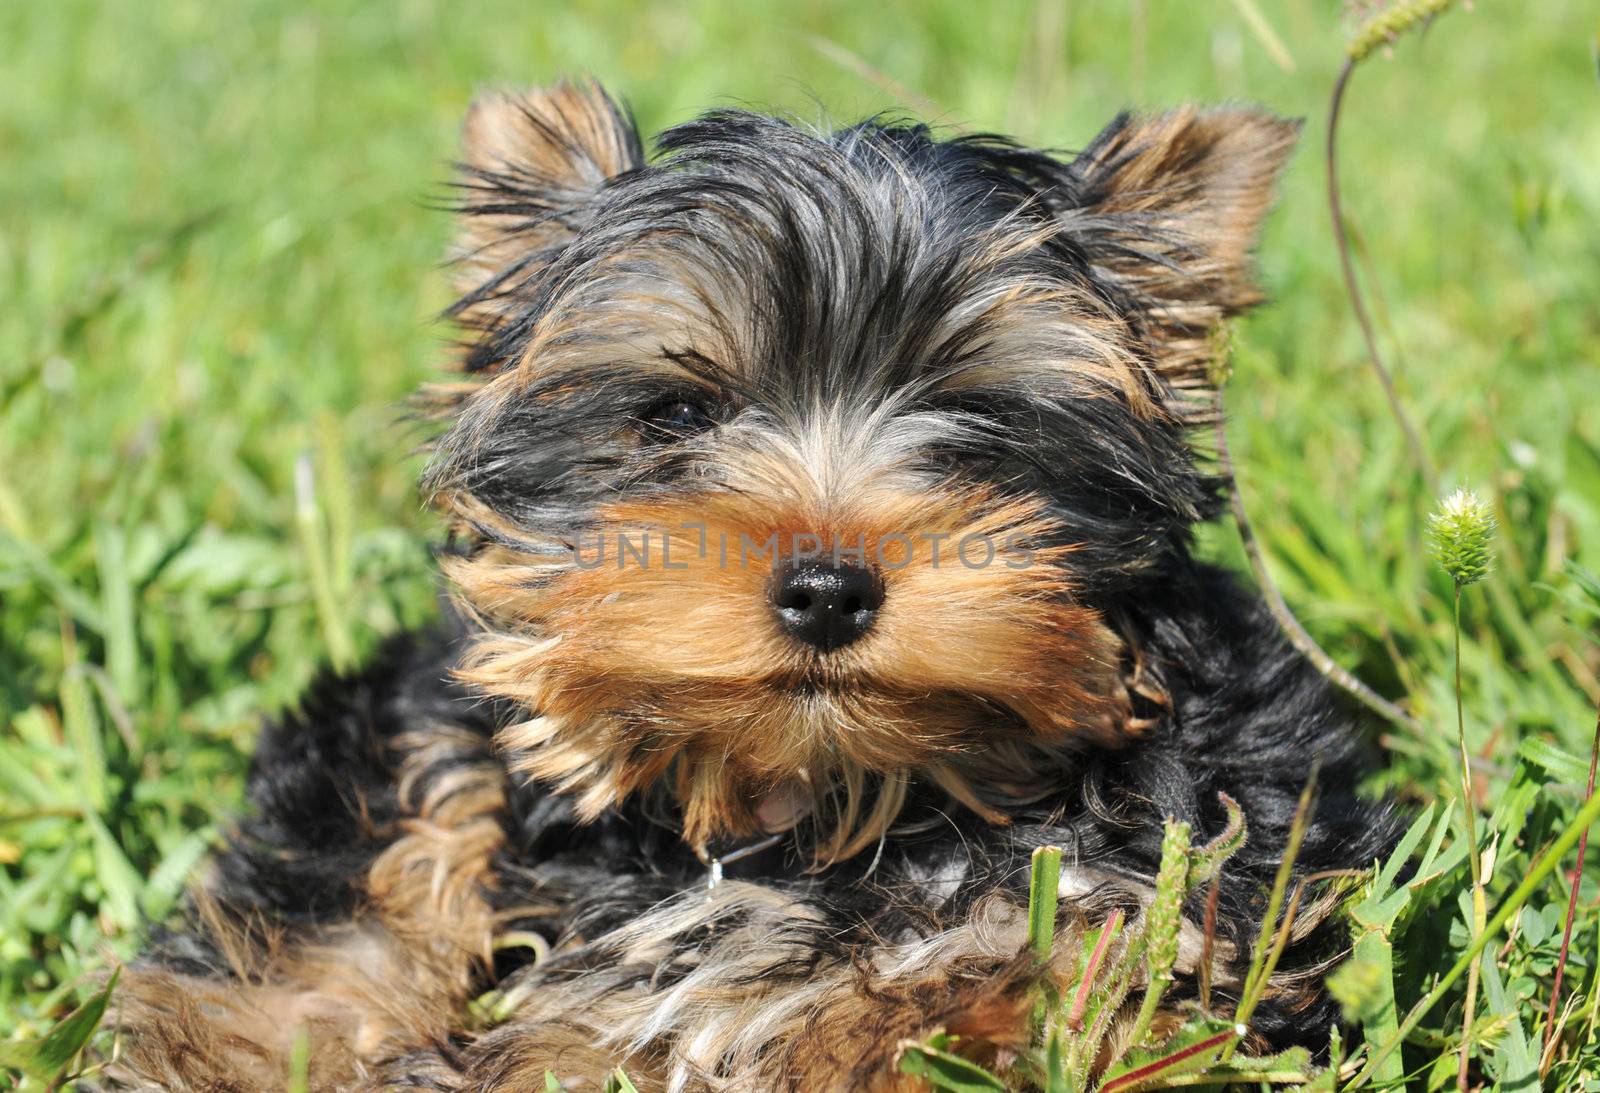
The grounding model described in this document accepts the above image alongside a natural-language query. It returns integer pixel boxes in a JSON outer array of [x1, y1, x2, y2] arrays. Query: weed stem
[[1327, 56, 1438, 491], [1543, 702, 1600, 1065], [1212, 388, 1419, 733], [1453, 583, 1486, 1091]]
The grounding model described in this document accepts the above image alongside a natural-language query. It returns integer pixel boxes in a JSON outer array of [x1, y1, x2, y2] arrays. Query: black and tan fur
[[107, 81, 1398, 1091]]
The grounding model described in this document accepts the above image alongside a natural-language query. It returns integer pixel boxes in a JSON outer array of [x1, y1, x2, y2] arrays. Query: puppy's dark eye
[[641, 398, 714, 439]]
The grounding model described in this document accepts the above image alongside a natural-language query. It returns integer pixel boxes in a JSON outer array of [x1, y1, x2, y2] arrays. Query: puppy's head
[[426, 81, 1297, 857]]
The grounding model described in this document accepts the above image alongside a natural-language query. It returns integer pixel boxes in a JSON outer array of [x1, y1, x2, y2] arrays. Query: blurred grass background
[[1, 0, 1598, 1076]]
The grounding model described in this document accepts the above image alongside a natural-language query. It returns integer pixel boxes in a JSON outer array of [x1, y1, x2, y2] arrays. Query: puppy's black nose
[[770, 562, 884, 652]]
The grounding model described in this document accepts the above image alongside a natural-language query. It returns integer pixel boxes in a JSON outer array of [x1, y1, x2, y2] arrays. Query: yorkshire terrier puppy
[[110, 81, 1397, 1091]]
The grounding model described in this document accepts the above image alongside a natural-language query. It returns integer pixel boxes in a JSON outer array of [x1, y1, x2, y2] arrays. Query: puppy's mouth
[[744, 691, 1034, 840], [752, 776, 814, 834]]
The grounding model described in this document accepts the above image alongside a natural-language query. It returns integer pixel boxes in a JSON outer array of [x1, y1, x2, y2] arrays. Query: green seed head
[[1428, 488, 1496, 587], [1346, 0, 1462, 63], [1145, 819, 1193, 983]]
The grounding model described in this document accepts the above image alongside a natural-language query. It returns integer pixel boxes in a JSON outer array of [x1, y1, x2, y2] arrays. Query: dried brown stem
[[1198, 877, 1220, 1014], [1213, 387, 1421, 734], [1326, 57, 1439, 493], [1543, 703, 1600, 1068]]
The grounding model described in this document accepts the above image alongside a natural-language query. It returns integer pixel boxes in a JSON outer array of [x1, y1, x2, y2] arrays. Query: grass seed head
[[1429, 488, 1495, 587], [1147, 819, 1194, 984]]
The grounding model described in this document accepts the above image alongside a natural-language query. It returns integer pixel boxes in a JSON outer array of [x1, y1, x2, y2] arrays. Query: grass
[[1, 0, 1598, 1086]]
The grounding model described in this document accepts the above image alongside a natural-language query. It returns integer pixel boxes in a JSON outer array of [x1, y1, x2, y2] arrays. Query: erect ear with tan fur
[[450, 80, 644, 370], [1068, 107, 1300, 419]]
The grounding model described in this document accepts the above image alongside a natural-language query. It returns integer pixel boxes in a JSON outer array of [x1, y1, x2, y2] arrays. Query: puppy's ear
[[1070, 107, 1299, 415], [450, 80, 644, 367]]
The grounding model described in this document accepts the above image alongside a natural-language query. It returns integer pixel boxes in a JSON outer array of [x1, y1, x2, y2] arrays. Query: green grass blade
[[293, 452, 355, 671], [94, 520, 140, 708], [0, 968, 118, 1082], [1028, 845, 1063, 962], [607, 1068, 641, 1093], [898, 1040, 1008, 1092], [58, 622, 108, 813], [287, 1028, 311, 1093], [1328, 928, 1403, 1088], [85, 812, 142, 932], [1479, 952, 1541, 1093]]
